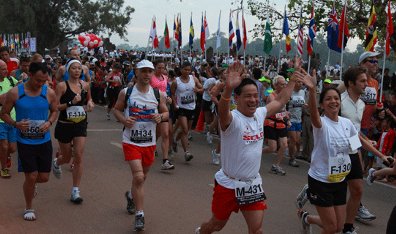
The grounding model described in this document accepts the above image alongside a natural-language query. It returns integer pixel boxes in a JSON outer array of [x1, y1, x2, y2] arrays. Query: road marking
[[110, 142, 122, 149], [88, 129, 121, 132]]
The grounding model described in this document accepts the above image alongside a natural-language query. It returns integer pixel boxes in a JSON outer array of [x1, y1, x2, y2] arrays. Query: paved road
[[1, 106, 395, 234]]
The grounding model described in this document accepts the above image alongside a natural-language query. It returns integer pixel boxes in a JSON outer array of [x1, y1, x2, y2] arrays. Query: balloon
[[93, 40, 98, 45], [83, 40, 89, 47], [88, 41, 94, 48], [98, 41, 104, 47]]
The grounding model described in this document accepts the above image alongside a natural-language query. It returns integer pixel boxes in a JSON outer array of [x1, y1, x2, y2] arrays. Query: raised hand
[[294, 69, 316, 91], [224, 62, 245, 90]]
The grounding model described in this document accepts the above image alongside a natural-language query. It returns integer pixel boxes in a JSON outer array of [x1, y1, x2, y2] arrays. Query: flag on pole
[[149, 17, 159, 49], [189, 13, 194, 49], [386, 0, 394, 57], [174, 15, 179, 44], [229, 10, 235, 49], [204, 12, 209, 40], [164, 18, 170, 49], [307, 2, 316, 56], [297, 8, 304, 56], [327, 2, 340, 52], [364, 1, 378, 52], [178, 14, 182, 48], [216, 10, 222, 49], [263, 18, 272, 54], [236, 12, 242, 51], [200, 13, 205, 52], [283, 7, 291, 53], [242, 11, 247, 50], [337, 3, 349, 49]]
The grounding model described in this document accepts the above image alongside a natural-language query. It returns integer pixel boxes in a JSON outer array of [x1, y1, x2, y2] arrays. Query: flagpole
[[340, 1, 347, 80], [326, 49, 331, 76], [380, 45, 387, 102], [277, 41, 282, 73], [307, 56, 311, 74]]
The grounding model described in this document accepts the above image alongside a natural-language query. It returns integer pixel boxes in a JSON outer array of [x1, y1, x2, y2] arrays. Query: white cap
[[358, 51, 381, 64], [44, 55, 51, 59], [136, 60, 154, 69]]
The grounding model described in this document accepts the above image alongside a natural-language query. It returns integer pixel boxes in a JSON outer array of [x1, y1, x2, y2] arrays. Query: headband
[[66, 59, 82, 72]]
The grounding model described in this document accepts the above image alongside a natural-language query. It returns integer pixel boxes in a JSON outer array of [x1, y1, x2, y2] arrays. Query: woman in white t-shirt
[[299, 71, 359, 234]]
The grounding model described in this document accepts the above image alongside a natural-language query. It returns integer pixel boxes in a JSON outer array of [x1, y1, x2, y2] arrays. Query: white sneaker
[[356, 205, 376, 221], [211, 150, 220, 165], [52, 158, 62, 179], [206, 132, 213, 144], [161, 160, 175, 170], [70, 189, 83, 204], [366, 168, 376, 186], [195, 227, 201, 234]]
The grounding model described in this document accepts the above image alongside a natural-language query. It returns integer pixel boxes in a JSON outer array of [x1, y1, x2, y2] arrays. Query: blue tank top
[[62, 70, 86, 81], [15, 84, 51, 144]]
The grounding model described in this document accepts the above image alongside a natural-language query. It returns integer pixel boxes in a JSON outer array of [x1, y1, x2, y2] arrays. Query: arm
[[55, 82, 69, 111], [359, 133, 387, 161], [152, 92, 169, 123], [0, 87, 18, 127], [194, 77, 204, 94], [83, 66, 91, 83], [171, 81, 178, 110], [113, 89, 136, 128], [39, 88, 59, 132], [55, 66, 65, 82], [84, 81, 95, 112]]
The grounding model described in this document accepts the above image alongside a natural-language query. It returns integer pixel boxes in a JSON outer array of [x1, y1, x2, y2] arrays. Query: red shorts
[[211, 180, 267, 220], [122, 143, 156, 167]]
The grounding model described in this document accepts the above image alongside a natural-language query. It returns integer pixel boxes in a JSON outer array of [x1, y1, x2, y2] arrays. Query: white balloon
[[98, 41, 104, 47], [93, 40, 98, 45], [83, 40, 89, 46], [89, 41, 94, 47]]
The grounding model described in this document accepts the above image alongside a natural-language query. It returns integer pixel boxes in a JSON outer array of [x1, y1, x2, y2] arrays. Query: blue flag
[[327, 4, 341, 53]]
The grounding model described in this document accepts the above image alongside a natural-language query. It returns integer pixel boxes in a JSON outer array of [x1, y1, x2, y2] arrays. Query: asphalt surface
[[1, 106, 395, 234]]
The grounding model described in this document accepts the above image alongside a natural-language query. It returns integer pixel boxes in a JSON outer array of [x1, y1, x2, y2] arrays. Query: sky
[[111, 0, 359, 50]]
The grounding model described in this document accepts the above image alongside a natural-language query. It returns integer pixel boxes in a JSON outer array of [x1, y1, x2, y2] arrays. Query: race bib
[[328, 152, 351, 182], [181, 94, 194, 104], [130, 123, 153, 143], [66, 106, 87, 123], [275, 111, 287, 120], [21, 120, 45, 139], [234, 177, 266, 205], [361, 87, 377, 105]]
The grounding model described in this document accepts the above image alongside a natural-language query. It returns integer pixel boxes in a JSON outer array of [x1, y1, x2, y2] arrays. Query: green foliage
[[0, 0, 134, 53]]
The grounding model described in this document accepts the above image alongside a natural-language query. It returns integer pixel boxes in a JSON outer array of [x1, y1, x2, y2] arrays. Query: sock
[[136, 210, 144, 217], [72, 187, 79, 193], [343, 223, 354, 232]]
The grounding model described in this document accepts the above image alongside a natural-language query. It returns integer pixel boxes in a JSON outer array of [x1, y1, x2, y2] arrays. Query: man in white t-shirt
[[195, 62, 307, 234]]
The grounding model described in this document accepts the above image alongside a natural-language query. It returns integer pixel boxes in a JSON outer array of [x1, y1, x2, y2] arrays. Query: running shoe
[[298, 210, 310, 234], [270, 165, 286, 175], [125, 191, 135, 214], [0, 168, 11, 178], [70, 189, 83, 204], [289, 159, 299, 167], [206, 132, 213, 144], [211, 150, 220, 165], [195, 227, 201, 234], [161, 160, 175, 170], [106, 113, 110, 120], [366, 168, 376, 186], [356, 205, 376, 221], [52, 158, 62, 179], [296, 184, 309, 209], [134, 214, 145, 231], [184, 152, 194, 162]]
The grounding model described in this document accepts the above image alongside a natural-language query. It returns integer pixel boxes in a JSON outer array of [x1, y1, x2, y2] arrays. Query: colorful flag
[[229, 10, 235, 49], [204, 12, 209, 40], [263, 18, 272, 54], [327, 2, 340, 52], [216, 10, 221, 49], [242, 11, 247, 50], [164, 19, 170, 49], [149, 17, 159, 49], [174, 15, 178, 42], [297, 8, 304, 56], [283, 7, 291, 53], [189, 13, 194, 49], [364, 1, 378, 52], [178, 14, 182, 48], [337, 3, 349, 50], [386, 0, 394, 57], [236, 12, 242, 51], [200, 13, 205, 52], [307, 2, 316, 56]]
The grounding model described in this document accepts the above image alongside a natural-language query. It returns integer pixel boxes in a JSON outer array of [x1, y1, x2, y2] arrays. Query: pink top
[[150, 74, 168, 92]]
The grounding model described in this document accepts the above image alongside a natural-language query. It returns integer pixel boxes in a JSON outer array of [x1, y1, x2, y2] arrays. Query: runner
[[150, 59, 174, 170], [0, 62, 58, 220], [195, 61, 306, 234], [0, 60, 18, 178], [263, 75, 290, 175], [105, 62, 123, 120], [171, 61, 203, 162], [52, 59, 95, 204], [113, 60, 168, 231], [55, 48, 91, 83], [0, 46, 19, 75], [10, 56, 30, 82]]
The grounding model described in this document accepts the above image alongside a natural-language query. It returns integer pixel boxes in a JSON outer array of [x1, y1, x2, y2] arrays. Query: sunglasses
[[366, 59, 378, 64]]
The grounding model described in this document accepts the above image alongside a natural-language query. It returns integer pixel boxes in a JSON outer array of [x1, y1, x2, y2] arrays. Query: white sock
[[72, 187, 79, 193], [136, 210, 144, 216]]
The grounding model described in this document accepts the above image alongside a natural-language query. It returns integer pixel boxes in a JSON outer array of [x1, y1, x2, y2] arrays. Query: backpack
[[124, 85, 160, 109]]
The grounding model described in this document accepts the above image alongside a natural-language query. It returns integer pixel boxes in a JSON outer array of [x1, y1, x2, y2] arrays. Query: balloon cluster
[[78, 33, 103, 49]]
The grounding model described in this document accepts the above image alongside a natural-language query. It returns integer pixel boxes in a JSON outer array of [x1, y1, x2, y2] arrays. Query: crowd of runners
[[1, 45, 396, 233]]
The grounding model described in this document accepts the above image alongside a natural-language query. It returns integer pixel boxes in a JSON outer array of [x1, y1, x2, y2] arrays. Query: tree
[[244, 0, 396, 53], [0, 0, 134, 53]]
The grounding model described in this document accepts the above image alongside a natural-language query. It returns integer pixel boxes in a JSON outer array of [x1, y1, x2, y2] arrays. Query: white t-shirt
[[175, 75, 196, 110], [215, 107, 267, 189], [341, 91, 365, 133], [308, 115, 358, 183], [202, 77, 217, 101], [287, 89, 306, 123]]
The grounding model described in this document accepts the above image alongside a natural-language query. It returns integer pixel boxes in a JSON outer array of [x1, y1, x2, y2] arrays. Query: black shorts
[[346, 153, 363, 181], [55, 121, 88, 143], [202, 100, 213, 111], [176, 108, 195, 121], [264, 126, 288, 140], [307, 175, 347, 207], [17, 141, 53, 173]]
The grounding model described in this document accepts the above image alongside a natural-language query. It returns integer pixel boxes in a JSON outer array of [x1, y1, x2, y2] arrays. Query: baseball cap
[[136, 60, 154, 69], [324, 79, 332, 84], [44, 55, 51, 60], [259, 76, 271, 83], [358, 51, 381, 64]]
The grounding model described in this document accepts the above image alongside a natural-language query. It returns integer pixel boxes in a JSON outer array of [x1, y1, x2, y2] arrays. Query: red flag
[[200, 13, 205, 52], [337, 4, 350, 49], [164, 19, 170, 49], [150, 17, 159, 49], [386, 0, 394, 57], [242, 11, 247, 50]]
